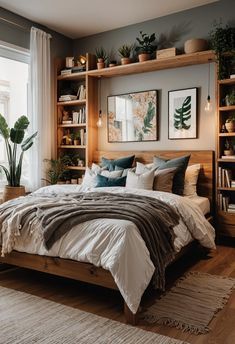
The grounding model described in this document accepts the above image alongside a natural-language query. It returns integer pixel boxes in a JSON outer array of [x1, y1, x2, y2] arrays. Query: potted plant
[[225, 114, 235, 133], [224, 139, 234, 156], [72, 131, 81, 146], [209, 23, 235, 80], [0, 114, 37, 202], [43, 155, 73, 185], [95, 47, 107, 69], [135, 31, 156, 62], [118, 44, 133, 65], [225, 90, 235, 106]]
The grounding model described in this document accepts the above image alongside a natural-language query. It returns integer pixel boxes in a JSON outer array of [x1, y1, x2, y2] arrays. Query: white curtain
[[29, 27, 52, 191]]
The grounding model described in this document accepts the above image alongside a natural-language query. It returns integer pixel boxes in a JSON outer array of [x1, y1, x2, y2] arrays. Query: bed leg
[[124, 302, 138, 325]]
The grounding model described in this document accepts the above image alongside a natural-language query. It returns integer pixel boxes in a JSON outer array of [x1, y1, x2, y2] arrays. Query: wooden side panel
[[86, 76, 98, 166], [93, 150, 214, 206]]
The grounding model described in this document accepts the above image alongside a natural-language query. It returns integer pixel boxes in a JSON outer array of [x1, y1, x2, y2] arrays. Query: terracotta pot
[[138, 53, 150, 62], [2, 185, 25, 202], [74, 139, 80, 145], [121, 57, 131, 65], [109, 63, 117, 67], [184, 39, 208, 54], [97, 62, 105, 69], [225, 121, 235, 133], [224, 149, 234, 156]]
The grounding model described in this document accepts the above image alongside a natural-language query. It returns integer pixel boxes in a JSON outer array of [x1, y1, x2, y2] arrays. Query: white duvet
[[0, 185, 215, 314]]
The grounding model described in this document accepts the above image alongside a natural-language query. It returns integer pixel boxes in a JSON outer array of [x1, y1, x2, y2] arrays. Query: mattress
[[184, 195, 210, 215]]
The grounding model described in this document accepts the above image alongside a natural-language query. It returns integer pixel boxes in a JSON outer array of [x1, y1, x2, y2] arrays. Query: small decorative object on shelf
[[118, 44, 133, 65], [62, 110, 72, 124], [221, 124, 227, 133], [135, 31, 156, 62], [95, 47, 107, 69], [184, 38, 208, 54], [109, 60, 117, 67], [225, 115, 235, 132], [156, 47, 177, 59], [71, 178, 78, 184], [59, 94, 77, 102], [225, 90, 235, 106], [78, 159, 84, 167], [224, 139, 234, 156], [66, 57, 74, 68], [61, 129, 72, 145]]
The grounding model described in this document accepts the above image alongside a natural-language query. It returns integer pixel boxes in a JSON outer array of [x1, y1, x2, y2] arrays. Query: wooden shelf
[[219, 105, 235, 111], [66, 166, 86, 171], [87, 50, 215, 78], [218, 78, 235, 85], [218, 158, 235, 163], [59, 145, 86, 149], [57, 71, 87, 81], [218, 187, 235, 191], [57, 99, 86, 106], [58, 123, 86, 128], [219, 132, 235, 137]]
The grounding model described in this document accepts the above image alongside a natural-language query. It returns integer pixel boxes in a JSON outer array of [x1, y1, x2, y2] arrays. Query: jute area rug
[[143, 271, 235, 335], [0, 286, 188, 344]]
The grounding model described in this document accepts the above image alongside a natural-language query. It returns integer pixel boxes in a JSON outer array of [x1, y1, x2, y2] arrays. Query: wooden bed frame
[[0, 150, 215, 325]]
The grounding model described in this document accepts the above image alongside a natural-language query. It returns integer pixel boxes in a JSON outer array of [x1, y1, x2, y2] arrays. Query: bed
[[0, 150, 215, 324]]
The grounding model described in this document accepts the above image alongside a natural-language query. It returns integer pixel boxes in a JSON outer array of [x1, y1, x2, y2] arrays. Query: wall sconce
[[97, 77, 103, 128], [205, 59, 212, 112]]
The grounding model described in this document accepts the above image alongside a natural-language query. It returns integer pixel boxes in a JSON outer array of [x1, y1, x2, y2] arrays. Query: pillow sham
[[114, 165, 134, 177], [95, 174, 126, 187], [101, 155, 135, 171], [135, 162, 177, 193], [183, 164, 201, 196], [153, 155, 190, 195], [126, 170, 155, 190], [82, 168, 98, 188], [100, 169, 123, 178], [91, 163, 107, 174]]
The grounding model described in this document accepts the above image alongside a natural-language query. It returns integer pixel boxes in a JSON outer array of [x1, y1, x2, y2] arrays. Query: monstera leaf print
[[174, 96, 191, 130]]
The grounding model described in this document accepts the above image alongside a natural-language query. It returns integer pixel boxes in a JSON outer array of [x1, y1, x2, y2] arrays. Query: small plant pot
[[3, 185, 25, 202], [225, 121, 235, 133], [224, 149, 234, 156], [97, 62, 105, 69], [74, 139, 80, 145], [138, 53, 150, 62], [71, 178, 78, 184], [121, 57, 131, 65]]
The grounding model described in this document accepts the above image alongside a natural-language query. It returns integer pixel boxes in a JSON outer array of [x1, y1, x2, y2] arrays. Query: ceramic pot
[[97, 62, 105, 69], [138, 53, 150, 62], [2, 185, 25, 202], [74, 139, 80, 145], [225, 121, 235, 133], [121, 57, 131, 65], [224, 149, 234, 156], [184, 39, 208, 54]]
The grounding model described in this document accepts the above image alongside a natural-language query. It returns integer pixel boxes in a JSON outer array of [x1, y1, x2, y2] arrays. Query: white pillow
[[82, 168, 98, 188], [135, 162, 154, 174], [100, 170, 123, 178], [183, 164, 201, 196], [91, 163, 106, 174], [126, 170, 155, 190]]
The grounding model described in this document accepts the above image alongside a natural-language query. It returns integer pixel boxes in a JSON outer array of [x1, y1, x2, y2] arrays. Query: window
[[0, 41, 29, 189]]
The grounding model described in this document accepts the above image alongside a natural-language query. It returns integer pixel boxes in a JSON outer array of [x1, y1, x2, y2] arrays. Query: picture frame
[[168, 87, 198, 140], [107, 90, 158, 143]]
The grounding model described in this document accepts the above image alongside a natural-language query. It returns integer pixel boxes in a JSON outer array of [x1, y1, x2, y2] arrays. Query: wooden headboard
[[93, 150, 215, 207]]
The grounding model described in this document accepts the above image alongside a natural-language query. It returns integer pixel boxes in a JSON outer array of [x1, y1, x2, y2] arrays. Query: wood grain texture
[[94, 150, 215, 207], [0, 245, 234, 343]]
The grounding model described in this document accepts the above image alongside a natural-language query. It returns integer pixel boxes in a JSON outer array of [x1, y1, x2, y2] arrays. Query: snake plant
[[0, 114, 37, 187]]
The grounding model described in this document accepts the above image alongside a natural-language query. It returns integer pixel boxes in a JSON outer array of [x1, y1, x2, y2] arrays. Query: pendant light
[[205, 59, 212, 112], [97, 77, 103, 127]]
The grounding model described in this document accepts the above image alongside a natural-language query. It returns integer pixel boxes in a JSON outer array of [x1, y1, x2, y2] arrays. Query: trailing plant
[[226, 114, 235, 123], [95, 47, 108, 61], [226, 90, 235, 106], [0, 114, 37, 187], [118, 44, 133, 58], [135, 31, 156, 54], [209, 22, 235, 79], [136, 102, 155, 141], [174, 96, 191, 130]]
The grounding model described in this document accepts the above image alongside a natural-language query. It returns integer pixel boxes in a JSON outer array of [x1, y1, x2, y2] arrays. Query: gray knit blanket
[[0, 191, 180, 289]]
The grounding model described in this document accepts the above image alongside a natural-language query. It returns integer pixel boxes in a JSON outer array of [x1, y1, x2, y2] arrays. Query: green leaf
[[21, 131, 37, 151], [0, 114, 10, 139], [0, 164, 10, 184], [14, 116, 29, 130], [10, 128, 25, 144]]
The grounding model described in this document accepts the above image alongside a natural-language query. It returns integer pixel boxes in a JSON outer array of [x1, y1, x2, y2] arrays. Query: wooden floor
[[0, 245, 234, 344]]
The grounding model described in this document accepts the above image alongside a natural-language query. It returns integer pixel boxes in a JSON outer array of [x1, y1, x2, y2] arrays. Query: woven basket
[[2, 186, 26, 202]]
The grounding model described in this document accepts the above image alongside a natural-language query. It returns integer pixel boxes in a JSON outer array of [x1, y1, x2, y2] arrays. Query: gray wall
[[73, 0, 234, 151]]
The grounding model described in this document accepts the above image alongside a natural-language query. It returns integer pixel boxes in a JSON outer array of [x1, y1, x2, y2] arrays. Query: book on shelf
[[228, 203, 235, 209], [227, 208, 235, 213], [218, 193, 229, 211], [230, 74, 235, 79], [59, 95, 77, 102], [77, 85, 86, 100], [62, 120, 73, 124], [60, 69, 72, 75], [218, 167, 232, 187], [80, 128, 85, 146], [221, 155, 235, 159]]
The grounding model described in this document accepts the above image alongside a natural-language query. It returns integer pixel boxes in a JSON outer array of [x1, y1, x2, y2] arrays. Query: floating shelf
[[218, 158, 235, 162], [57, 50, 215, 80], [218, 78, 235, 85], [217, 187, 235, 191], [57, 99, 86, 106], [219, 105, 235, 111]]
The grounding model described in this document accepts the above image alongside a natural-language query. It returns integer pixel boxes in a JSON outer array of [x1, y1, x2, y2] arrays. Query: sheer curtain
[[29, 27, 52, 191]]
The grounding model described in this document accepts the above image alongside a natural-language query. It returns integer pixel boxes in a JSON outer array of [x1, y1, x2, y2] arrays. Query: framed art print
[[107, 90, 158, 142], [168, 87, 198, 139]]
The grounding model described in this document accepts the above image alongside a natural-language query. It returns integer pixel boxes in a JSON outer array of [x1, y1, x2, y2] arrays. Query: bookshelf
[[217, 77, 235, 237]]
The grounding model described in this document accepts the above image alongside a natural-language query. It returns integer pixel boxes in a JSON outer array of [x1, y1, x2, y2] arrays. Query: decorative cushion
[[114, 165, 134, 177], [101, 155, 135, 171], [100, 170, 123, 178], [126, 170, 155, 190], [135, 162, 177, 193], [183, 164, 201, 196], [153, 155, 190, 195], [81, 168, 98, 188], [91, 163, 107, 174], [95, 174, 127, 187]]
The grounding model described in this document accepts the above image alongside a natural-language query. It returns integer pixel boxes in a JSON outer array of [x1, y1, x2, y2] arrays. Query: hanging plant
[[209, 22, 235, 80]]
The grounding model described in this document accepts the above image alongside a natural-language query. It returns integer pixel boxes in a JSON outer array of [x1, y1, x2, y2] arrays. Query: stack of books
[[221, 155, 235, 159], [227, 203, 235, 213], [59, 95, 77, 102], [218, 167, 232, 187], [72, 108, 86, 124], [218, 193, 229, 211], [60, 69, 72, 76]]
